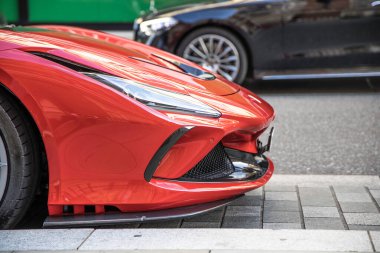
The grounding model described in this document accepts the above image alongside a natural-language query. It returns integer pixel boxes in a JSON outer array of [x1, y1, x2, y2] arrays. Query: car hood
[[0, 26, 240, 96]]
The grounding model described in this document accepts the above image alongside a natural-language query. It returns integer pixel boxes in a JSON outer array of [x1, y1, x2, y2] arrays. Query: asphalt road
[[251, 78, 380, 175]]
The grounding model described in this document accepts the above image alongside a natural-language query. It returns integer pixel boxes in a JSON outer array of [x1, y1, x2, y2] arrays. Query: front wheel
[[177, 27, 248, 84], [0, 90, 41, 229]]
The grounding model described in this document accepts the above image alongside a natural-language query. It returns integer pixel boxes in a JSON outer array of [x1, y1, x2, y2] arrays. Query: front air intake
[[181, 143, 235, 180], [179, 143, 270, 182]]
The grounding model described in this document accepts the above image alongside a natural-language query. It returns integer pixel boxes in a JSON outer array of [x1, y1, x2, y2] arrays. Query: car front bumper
[[44, 147, 274, 227]]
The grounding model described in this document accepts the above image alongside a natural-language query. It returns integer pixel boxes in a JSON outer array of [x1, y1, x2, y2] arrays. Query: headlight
[[139, 17, 178, 36], [84, 73, 221, 118]]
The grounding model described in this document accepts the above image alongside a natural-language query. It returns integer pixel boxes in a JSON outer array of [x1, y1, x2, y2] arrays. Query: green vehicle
[[0, 0, 209, 28]]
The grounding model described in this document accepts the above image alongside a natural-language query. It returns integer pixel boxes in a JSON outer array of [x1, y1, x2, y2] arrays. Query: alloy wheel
[[183, 34, 240, 81]]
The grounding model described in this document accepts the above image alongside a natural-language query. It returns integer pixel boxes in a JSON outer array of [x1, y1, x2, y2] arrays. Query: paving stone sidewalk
[[133, 175, 380, 230], [2, 176, 380, 252]]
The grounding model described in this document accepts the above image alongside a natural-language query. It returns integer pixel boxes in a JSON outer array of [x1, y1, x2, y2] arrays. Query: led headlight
[[139, 17, 178, 36], [84, 73, 221, 118]]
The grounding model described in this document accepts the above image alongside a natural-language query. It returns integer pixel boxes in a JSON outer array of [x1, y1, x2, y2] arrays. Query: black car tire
[[177, 27, 248, 84], [0, 89, 41, 229]]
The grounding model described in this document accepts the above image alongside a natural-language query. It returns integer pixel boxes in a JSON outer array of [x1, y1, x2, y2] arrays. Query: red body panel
[[0, 26, 275, 216]]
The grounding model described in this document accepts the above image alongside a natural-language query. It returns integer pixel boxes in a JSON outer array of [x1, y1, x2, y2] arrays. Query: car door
[[274, 0, 380, 79]]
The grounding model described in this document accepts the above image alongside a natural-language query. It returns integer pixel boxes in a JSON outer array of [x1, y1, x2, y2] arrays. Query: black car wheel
[[177, 27, 248, 84], [0, 89, 41, 229]]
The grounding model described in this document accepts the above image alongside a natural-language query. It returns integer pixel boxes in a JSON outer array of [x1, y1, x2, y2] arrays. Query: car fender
[[0, 48, 182, 204]]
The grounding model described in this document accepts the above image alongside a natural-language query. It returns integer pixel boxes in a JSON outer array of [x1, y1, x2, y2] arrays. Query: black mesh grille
[[182, 143, 234, 180]]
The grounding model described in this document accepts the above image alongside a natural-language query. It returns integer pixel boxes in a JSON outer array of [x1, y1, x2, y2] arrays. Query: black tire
[[0, 89, 41, 229], [177, 27, 249, 84]]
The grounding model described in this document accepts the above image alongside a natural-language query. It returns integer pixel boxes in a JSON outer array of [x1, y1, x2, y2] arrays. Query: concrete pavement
[[3, 175, 380, 252], [0, 229, 379, 251], [130, 175, 380, 230]]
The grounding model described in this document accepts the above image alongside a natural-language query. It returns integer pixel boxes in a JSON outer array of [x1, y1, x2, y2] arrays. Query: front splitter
[[43, 195, 242, 228]]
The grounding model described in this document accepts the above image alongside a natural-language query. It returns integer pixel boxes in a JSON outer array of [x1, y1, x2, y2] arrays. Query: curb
[[1, 229, 379, 252]]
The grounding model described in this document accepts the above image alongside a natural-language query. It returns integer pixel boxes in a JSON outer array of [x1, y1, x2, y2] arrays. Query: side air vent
[[129, 54, 216, 81], [152, 54, 216, 80], [29, 52, 105, 73]]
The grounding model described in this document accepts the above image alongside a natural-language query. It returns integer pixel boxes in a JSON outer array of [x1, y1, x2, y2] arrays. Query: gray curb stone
[[212, 251, 374, 253], [78, 229, 373, 251], [370, 231, 380, 251], [0, 229, 93, 251]]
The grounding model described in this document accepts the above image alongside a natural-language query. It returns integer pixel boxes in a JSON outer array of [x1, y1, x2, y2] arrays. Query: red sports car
[[0, 25, 275, 229]]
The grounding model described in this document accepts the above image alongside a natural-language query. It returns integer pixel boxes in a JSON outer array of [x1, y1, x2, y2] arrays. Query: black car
[[134, 0, 380, 84]]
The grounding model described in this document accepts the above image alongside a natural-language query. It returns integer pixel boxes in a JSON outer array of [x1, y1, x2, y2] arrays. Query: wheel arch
[[174, 23, 254, 79], [0, 79, 49, 186]]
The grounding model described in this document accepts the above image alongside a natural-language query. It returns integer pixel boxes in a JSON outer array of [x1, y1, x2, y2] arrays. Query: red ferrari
[[0, 25, 275, 229]]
